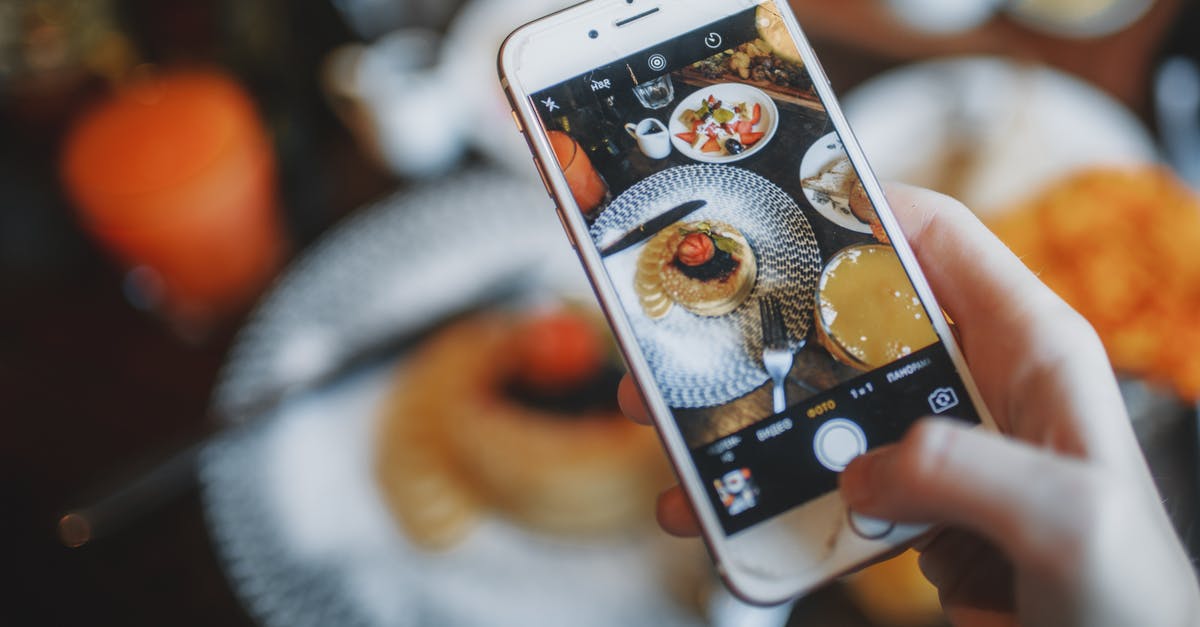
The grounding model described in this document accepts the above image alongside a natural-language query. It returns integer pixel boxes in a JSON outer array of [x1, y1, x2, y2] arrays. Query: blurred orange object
[[989, 167, 1200, 400], [547, 130, 608, 215], [844, 549, 943, 626], [62, 69, 285, 332]]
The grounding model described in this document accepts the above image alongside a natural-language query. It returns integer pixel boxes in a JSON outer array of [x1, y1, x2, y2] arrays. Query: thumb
[[839, 418, 1088, 567]]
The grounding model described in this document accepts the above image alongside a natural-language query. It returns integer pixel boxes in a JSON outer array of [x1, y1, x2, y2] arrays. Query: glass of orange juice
[[547, 130, 609, 217], [62, 69, 286, 335]]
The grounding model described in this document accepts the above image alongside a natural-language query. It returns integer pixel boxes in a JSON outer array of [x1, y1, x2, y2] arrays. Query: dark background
[[2, 2, 385, 625]]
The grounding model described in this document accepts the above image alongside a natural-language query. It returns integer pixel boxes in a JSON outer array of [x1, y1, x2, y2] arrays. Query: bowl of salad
[[668, 83, 779, 164]]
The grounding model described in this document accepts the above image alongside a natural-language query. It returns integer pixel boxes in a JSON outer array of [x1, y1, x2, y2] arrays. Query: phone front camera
[[588, 29, 599, 39]]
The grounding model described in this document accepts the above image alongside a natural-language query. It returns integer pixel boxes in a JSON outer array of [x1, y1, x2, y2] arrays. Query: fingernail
[[839, 449, 881, 507]]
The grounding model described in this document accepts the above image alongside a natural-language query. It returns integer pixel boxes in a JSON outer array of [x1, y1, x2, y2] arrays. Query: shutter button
[[813, 418, 867, 472]]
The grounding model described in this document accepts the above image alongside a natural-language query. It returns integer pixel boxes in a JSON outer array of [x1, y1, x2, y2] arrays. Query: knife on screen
[[598, 199, 706, 257]]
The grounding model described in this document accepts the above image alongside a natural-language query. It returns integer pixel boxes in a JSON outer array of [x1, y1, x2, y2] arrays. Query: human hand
[[617, 184, 1200, 626]]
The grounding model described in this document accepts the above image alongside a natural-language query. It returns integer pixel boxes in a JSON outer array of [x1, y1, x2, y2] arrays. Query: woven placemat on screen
[[591, 165, 821, 408]]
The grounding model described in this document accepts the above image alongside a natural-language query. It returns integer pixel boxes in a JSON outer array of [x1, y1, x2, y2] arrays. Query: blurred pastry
[[655, 220, 758, 317], [989, 166, 1200, 400], [375, 307, 668, 547], [845, 550, 944, 626], [816, 245, 938, 370]]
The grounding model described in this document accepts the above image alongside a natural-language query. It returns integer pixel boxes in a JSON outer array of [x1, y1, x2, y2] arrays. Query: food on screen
[[635, 220, 758, 319], [374, 308, 667, 548], [688, 37, 809, 94], [676, 94, 766, 156], [849, 180, 891, 244], [634, 229, 676, 320], [802, 156, 857, 203], [802, 155, 891, 243], [816, 245, 938, 371]]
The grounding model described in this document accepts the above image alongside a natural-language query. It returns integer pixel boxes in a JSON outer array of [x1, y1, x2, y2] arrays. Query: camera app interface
[[530, 1, 981, 535]]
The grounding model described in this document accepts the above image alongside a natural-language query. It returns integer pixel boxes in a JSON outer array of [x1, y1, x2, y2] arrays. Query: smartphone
[[499, 0, 995, 604]]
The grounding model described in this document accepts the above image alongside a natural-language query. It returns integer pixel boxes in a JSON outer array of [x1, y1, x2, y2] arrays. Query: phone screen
[[528, 1, 981, 536]]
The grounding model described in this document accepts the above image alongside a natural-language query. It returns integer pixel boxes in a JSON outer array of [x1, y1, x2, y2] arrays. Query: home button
[[848, 511, 895, 540]]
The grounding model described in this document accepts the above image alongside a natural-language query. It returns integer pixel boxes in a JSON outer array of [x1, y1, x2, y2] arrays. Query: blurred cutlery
[[56, 279, 525, 548]]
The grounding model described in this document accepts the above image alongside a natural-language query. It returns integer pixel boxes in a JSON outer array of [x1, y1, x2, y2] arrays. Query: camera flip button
[[813, 418, 867, 473], [848, 511, 895, 540]]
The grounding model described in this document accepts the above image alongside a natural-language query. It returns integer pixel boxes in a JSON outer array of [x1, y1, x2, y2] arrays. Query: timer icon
[[704, 32, 723, 49]]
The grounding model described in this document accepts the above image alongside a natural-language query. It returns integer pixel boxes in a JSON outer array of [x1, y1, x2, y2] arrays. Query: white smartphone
[[499, 0, 995, 604]]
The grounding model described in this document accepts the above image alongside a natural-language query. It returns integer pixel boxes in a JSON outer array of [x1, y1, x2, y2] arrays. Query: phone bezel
[[499, 0, 997, 604]]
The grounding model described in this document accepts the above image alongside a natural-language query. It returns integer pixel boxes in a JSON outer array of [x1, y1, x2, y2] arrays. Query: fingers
[[618, 377, 701, 537], [656, 486, 702, 537], [618, 377, 702, 537], [882, 184, 1131, 462], [882, 183, 1068, 335], [839, 418, 1090, 569], [617, 375, 652, 425]]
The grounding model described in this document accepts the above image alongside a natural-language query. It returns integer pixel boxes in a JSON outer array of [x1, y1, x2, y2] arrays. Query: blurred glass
[[0, 0, 132, 87], [61, 69, 286, 335]]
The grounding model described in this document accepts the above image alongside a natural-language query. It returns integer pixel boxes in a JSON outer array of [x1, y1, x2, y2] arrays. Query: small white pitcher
[[624, 118, 672, 159]]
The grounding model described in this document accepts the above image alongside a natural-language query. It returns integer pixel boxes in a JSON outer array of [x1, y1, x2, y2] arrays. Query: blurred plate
[[668, 84, 780, 163], [842, 56, 1158, 217], [200, 169, 703, 627], [798, 132, 873, 234], [590, 165, 821, 409], [1006, 0, 1154, 38]]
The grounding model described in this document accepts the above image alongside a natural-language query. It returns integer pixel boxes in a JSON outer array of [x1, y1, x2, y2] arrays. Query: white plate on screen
[[668, 83, 780, 164], [797, 131, 873, 235], [841, 56, 1158, 218]]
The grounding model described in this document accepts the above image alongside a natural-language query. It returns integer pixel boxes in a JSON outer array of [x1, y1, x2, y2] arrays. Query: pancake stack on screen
[[636, 220, 759, 320]]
